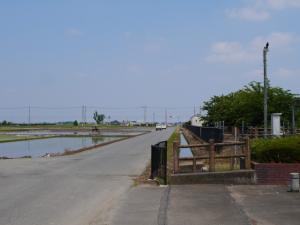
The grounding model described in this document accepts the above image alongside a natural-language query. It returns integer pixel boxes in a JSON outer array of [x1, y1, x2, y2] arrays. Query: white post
[[289, 173, 299, 192], [271, 113, 282, 136]]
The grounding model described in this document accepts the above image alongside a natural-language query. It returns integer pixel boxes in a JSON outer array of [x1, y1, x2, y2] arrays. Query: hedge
[[251, 136, 300, 163]]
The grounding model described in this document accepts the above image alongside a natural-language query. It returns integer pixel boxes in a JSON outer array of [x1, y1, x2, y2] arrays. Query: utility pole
[[292, 94, 300, 134], [28, 105, 31, 125], [82, 105, 84, 125], [165, 108, 168, 125], [263, 42, 269, 138], [84, 105, 87, 124], [292, 104, 295, 134], [82, 105, 87, 125], [142, 106, 147, 124], [153, 112, 155, 123], [194, 105, 196, 116]]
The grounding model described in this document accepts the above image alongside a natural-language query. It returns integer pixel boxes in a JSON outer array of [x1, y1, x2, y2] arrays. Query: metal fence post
[[150, 145, 154, 179], [173, 141, 179, 173], [163, 142, 167, 184], [209, 139, 215, 172]]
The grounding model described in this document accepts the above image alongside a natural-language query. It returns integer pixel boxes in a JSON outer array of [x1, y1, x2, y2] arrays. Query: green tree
[[93, 111, 105, 124], [73, 120, 79, 126], [202, 81, 294, 127]]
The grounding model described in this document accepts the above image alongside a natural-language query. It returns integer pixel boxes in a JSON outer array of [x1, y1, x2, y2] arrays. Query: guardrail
[[173, 138, 251, 173]]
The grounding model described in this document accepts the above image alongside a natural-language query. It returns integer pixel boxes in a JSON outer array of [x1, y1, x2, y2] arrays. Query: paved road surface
[[0, 128, 174, 225]]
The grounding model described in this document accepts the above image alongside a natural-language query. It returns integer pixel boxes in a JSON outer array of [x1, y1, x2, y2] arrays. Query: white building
[[191, 115, 203, 127]]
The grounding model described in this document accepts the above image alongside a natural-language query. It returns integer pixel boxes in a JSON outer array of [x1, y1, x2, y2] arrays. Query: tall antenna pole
[[263, 42, 269, 138]]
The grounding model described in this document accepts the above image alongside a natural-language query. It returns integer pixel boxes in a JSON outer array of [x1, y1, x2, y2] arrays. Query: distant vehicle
[[156, 123, 167, 130], [156, 124, 162, 131]]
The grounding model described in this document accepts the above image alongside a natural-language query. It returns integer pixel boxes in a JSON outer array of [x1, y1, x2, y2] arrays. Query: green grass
[[251, 135, 300, 163], [167, 127, 180, 180]]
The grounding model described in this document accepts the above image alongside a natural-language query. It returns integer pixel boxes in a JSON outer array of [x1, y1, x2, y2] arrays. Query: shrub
[[251, 136, 300, 163]]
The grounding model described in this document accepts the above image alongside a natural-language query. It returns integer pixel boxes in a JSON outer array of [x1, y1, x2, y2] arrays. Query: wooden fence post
[[245, 137, 251, 169], [173, 141, 179, 173], [209, 139, 215, 172], [193, 158, 196, 172]]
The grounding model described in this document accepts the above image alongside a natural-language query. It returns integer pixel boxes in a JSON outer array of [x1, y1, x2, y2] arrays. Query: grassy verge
[[251, 135, 300, 163], [167, 127, 180, 182]]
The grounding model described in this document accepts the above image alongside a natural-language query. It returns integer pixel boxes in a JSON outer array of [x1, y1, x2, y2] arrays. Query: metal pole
[[142, 106, 147, 124], [292, 104, 295, 134], [263, 43, 269, 138]]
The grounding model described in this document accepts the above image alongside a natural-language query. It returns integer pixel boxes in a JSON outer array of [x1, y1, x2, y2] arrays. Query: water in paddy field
[[0, 136, 120, 158], [179, 133, 193, 157]]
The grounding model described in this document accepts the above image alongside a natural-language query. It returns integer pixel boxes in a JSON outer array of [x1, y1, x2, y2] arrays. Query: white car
[[156, 124, 162, 130], [161, 124, 167, 129]]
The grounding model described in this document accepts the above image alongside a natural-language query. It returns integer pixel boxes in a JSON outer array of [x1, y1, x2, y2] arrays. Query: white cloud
[[226, 7, 270, 21], [226, 0, 300, 21], [206, 32, 298, 64], [206, 42, 254, 63]]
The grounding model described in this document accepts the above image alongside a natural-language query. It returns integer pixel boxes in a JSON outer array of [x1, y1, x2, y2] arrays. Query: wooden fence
[[173, 138, 251, 173]]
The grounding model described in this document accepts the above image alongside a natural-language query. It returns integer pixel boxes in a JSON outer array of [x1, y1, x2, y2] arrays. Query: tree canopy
[[201, 81, 297, 127], [93, 111, 105, 125]]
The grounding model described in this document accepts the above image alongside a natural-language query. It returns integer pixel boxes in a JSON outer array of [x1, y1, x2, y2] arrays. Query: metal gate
[[150, 141, 167, 184]]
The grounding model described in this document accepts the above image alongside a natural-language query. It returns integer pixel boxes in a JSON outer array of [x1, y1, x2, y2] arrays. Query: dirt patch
[[133, 161, 159, 186]]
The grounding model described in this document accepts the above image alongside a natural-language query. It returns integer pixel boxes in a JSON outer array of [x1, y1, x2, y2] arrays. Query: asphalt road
[[0, 128, 174, 225]]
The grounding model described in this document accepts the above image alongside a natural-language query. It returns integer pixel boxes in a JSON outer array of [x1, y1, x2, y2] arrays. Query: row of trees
[[201, 81, 299, 127]]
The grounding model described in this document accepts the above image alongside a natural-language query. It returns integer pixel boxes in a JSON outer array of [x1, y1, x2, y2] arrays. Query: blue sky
[[0, 0, 300, 122]]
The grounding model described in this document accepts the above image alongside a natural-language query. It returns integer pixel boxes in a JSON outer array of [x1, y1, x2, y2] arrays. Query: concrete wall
[[170, 170, 256, 185], [252, 162, 300, 185]]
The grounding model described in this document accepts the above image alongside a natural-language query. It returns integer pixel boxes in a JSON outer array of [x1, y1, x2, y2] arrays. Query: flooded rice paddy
[[0, 136, 121, 158]]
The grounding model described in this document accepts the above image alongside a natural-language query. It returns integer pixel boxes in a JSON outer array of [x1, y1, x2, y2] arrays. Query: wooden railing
[[173, 138, 251, 173]]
